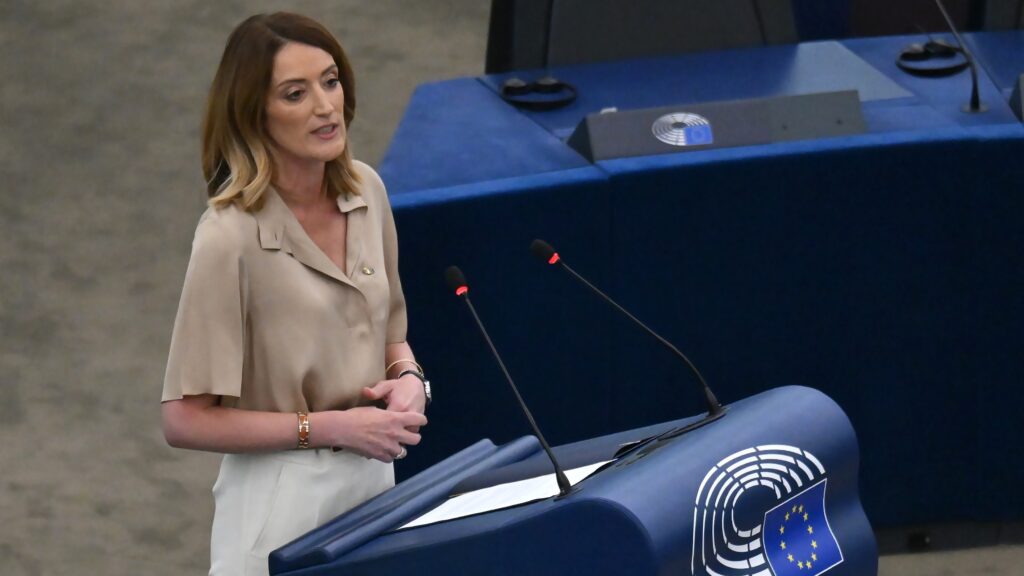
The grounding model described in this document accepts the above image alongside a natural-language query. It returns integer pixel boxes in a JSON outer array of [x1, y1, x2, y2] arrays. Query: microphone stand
[[446, 266, 574, 497], [529, 240, 727, 442], [934, 0, 986, 113]]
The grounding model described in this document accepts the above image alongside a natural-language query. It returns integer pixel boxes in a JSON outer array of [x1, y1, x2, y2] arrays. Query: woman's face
[[265, 42, 347, 170]]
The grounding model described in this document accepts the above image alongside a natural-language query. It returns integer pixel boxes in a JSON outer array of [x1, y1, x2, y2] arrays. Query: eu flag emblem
[[761, 479, 843, 576], [683, 124, 714, 145]]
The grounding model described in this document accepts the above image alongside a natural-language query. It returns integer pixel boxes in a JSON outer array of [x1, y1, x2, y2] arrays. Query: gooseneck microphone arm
[[530, 240, 723, 418], [934, 0, 985, 113], [444, 266, 573, 497]]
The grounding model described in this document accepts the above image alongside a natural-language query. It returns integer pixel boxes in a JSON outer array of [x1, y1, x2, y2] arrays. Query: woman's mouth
[[312, 124, 338, 140]]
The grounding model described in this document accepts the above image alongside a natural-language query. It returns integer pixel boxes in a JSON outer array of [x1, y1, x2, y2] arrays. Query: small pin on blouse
[[361, 266, 375, 275]]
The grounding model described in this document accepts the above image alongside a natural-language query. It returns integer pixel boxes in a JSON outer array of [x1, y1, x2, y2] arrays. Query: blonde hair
[[202, 13, 360, 211]]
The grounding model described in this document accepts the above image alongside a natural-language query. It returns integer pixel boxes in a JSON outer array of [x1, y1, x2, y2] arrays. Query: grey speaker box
[[1010, 74, 1024, 122], [567, 90, 866, 162]]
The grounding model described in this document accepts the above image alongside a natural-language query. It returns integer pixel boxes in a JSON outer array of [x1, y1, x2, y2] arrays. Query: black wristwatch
[[398, 369, 432, 406]]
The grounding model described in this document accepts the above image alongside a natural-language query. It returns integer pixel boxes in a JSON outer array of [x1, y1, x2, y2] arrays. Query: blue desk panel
[[596, 124, 1024, 525]]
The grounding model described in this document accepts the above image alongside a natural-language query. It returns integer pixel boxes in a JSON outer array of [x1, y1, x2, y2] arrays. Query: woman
[[161, 13, 429, 575]]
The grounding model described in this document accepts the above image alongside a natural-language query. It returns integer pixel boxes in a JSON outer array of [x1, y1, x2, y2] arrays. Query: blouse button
[[361, 266, 375, 276]]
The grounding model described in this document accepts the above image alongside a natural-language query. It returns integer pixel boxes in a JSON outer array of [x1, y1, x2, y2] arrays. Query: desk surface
[[967, 30, 1024, 94], [381, 32, 1024, 195], [480, 40, 914, 138]]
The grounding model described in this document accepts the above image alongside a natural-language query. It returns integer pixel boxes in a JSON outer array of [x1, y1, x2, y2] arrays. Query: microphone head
[[530, 239, 560, 265], [445, 265, 468, 296]]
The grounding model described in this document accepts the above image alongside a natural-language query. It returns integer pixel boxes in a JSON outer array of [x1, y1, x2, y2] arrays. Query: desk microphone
[[934, 0, 986, 113], [529, 239, 724, 420], [444, 266, 573, 497]]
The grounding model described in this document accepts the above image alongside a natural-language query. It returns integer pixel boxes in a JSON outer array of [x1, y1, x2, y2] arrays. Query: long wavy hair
[[202, 12, 360, 210]]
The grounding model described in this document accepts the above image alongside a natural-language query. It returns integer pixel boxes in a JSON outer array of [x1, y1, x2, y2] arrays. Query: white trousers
[[209, 449, 394, 576]]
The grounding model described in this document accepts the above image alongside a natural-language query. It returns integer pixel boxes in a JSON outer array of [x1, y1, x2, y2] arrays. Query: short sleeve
[[162, 211, 246, 401], [371, 169, 408, 344]]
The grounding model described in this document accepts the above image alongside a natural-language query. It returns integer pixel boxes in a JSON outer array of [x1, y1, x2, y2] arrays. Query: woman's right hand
[[313, 407, 427, 462]]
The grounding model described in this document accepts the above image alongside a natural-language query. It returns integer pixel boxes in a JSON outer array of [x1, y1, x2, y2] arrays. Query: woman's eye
[[285, 90, 303, 102], [326, 77, 340, 88]]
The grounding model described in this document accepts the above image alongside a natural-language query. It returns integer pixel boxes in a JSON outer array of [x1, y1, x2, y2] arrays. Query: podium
[[270, 386, 876, 575]]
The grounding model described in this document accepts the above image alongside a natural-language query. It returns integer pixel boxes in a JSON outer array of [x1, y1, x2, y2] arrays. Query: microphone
[[529, 239, 724, 421], [933, 0, 986, 113], [444, 266, 573, 497]]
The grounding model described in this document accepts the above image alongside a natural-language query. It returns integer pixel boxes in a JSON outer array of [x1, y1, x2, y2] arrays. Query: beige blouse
[[162, 161, 407, 413]]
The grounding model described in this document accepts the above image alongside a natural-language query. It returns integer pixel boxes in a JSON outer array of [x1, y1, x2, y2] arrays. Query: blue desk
[[380, 33, 1024, 528]]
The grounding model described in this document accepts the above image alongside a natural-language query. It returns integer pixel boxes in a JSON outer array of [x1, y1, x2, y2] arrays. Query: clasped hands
[[335, 374, 427, 463], [362, 374, 428, 423]]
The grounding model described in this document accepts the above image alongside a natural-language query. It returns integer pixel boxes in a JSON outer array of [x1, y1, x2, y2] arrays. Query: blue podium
[[270, 386, 876, 575]]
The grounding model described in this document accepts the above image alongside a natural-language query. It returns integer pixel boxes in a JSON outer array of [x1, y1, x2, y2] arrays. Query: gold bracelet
[[296, 411, 310, 449], [385, 358, 423, 377]]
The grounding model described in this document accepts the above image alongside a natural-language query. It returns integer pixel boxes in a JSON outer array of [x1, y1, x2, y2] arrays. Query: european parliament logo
[[691, 445, 843, 576], [652, 112, 714, 147]]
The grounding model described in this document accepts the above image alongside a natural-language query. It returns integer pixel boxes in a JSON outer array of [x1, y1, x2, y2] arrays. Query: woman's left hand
[[362, 375, 427, 429]]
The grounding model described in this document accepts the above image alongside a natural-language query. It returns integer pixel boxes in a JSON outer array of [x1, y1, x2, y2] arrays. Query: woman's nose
[[311, 87, 333, 115]]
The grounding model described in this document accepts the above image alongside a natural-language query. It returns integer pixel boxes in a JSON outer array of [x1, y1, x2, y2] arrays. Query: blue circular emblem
[[652, 112, 714, 147]]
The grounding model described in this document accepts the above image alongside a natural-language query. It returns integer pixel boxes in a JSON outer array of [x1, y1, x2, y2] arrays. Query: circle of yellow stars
[[777, 503, 819, 570]]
